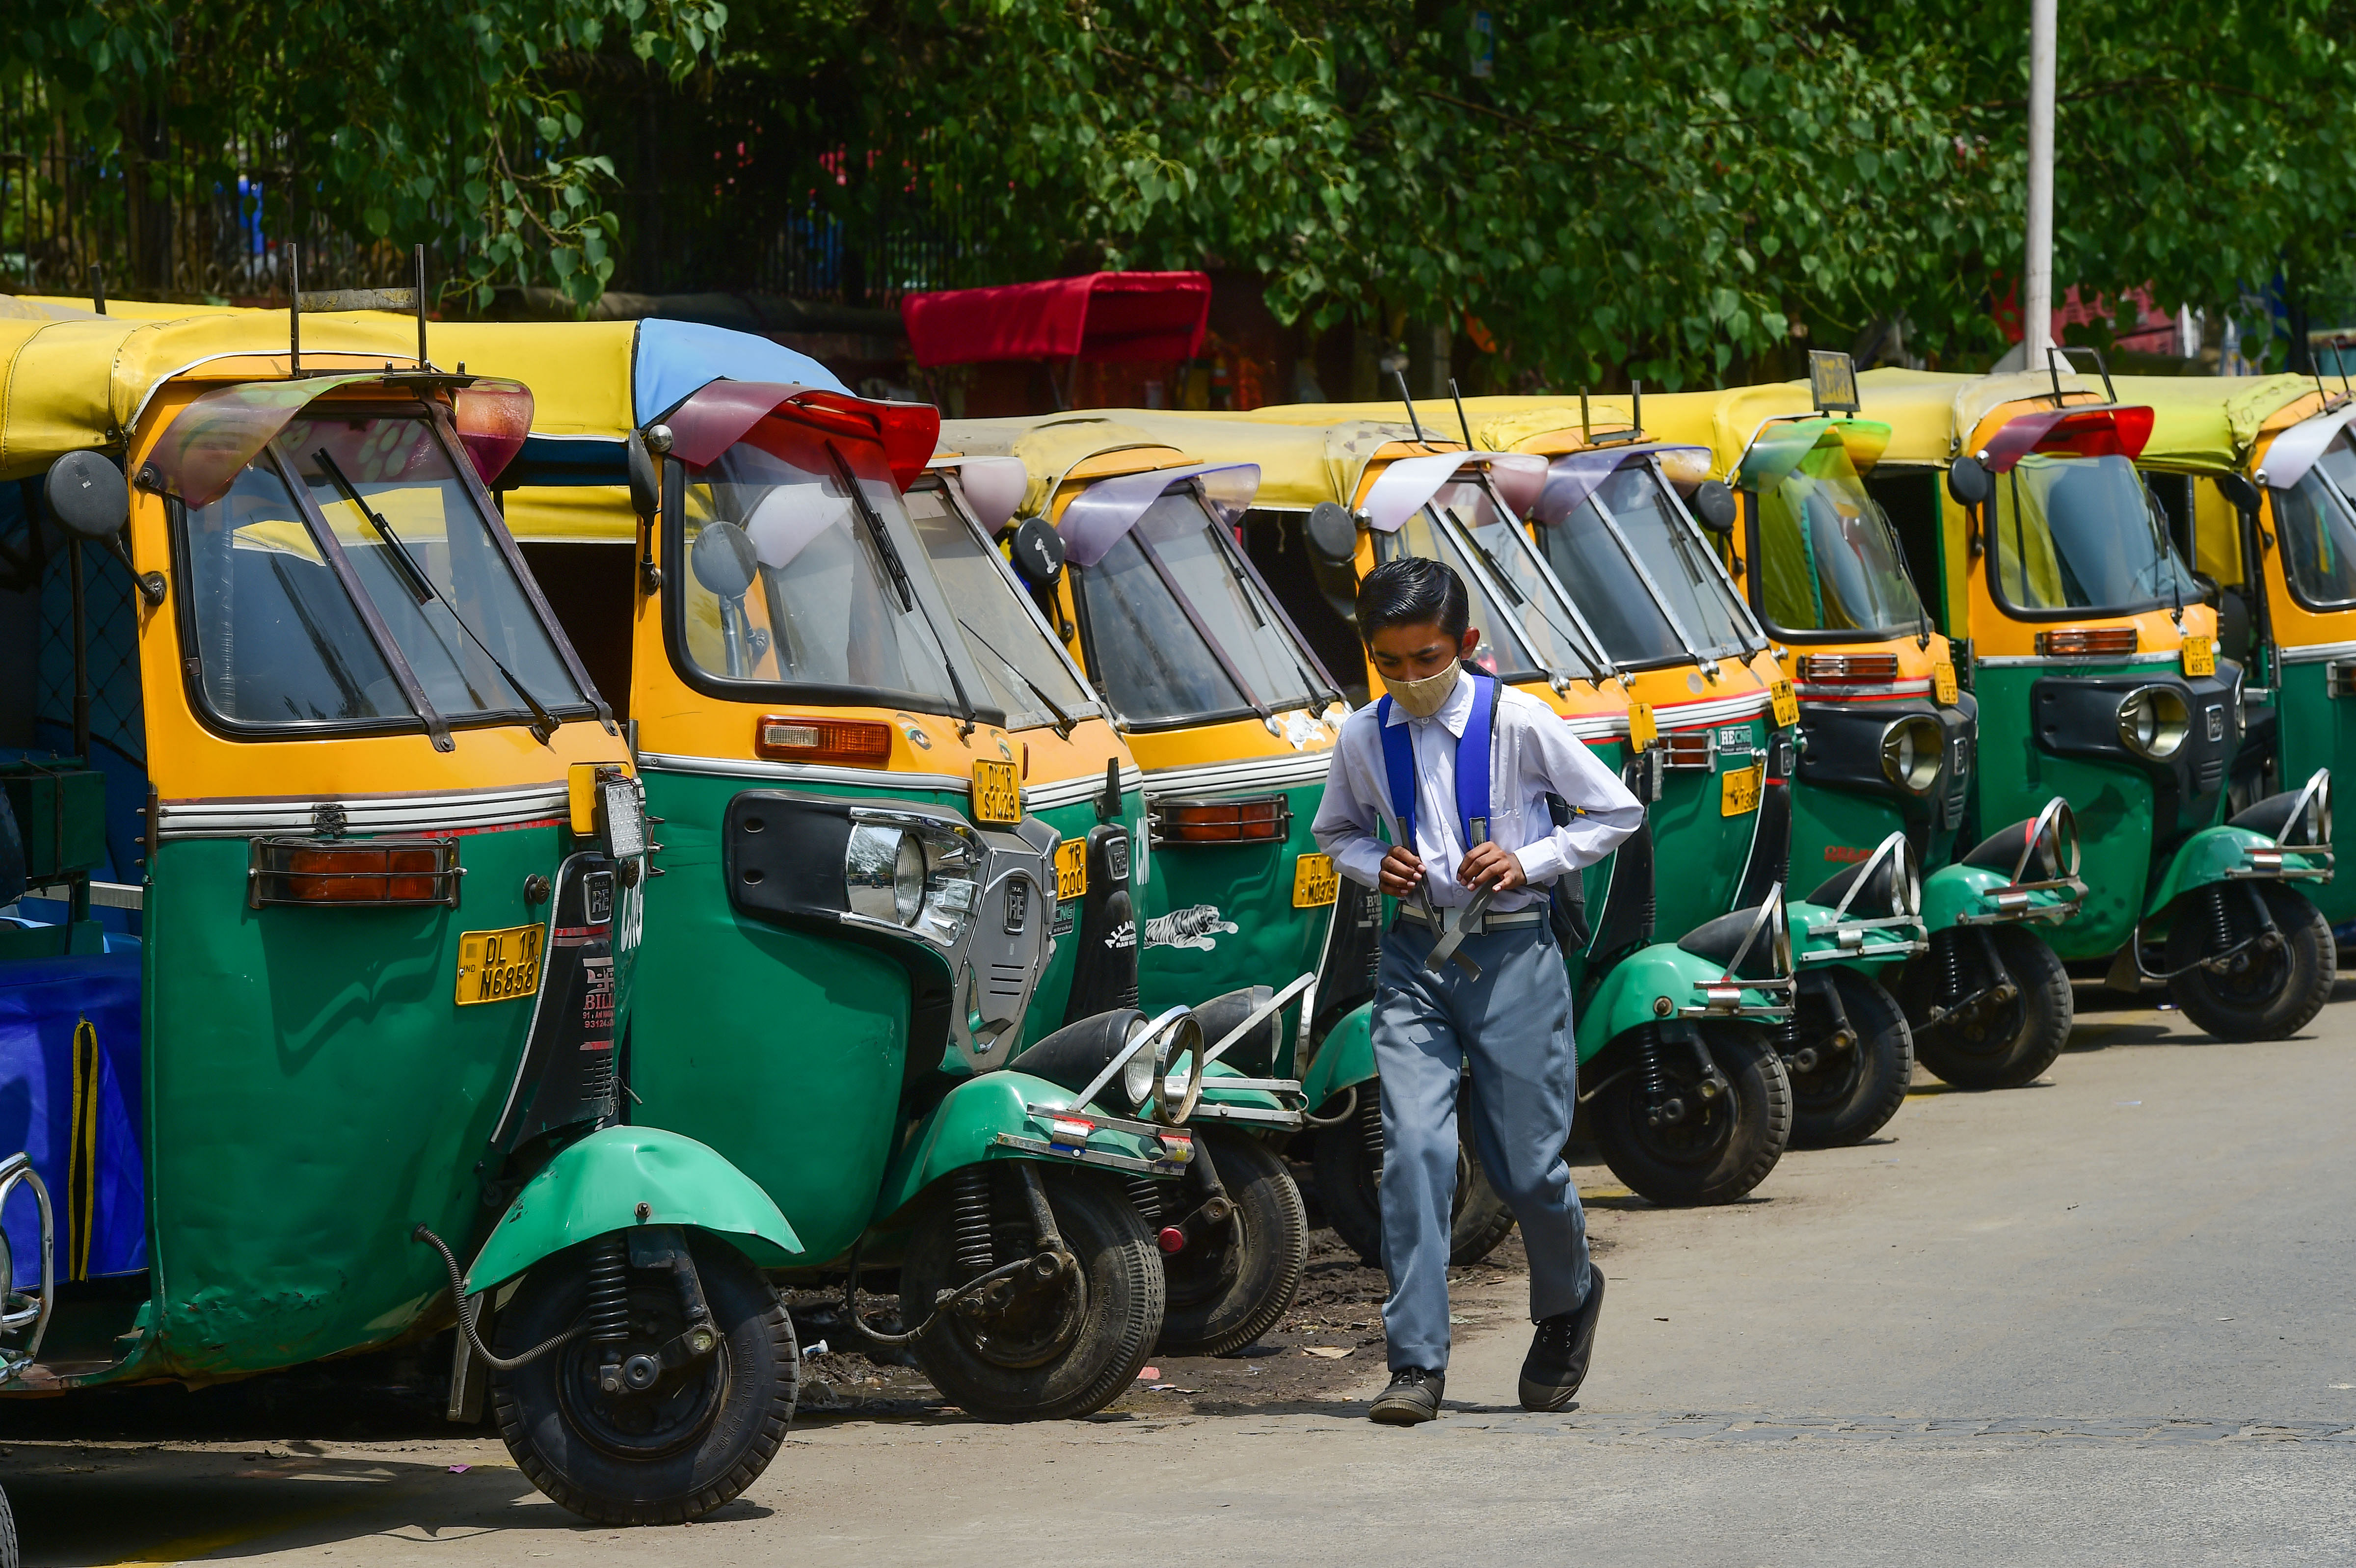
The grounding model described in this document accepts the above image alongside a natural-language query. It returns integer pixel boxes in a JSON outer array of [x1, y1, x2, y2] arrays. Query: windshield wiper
[[961, 619, 1077, 738], [1869, 501, 1934, 650], [827, 444, 980, 738], [312, 449, 559, 745]]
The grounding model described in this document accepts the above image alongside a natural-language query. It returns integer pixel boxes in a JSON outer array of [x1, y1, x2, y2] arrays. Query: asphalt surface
[[12, 977, 2356, 1566]]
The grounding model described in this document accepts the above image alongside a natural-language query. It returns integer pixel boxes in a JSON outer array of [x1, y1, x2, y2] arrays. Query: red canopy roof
[[900, 271, 1211, 368]]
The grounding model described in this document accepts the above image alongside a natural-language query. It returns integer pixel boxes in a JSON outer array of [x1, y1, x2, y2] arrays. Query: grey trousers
[[1373, 920, 1592, 1372]]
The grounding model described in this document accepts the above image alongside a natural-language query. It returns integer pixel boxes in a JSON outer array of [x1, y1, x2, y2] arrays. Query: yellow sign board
[[1720, 762, 1765, 818], [1628, 702, 1658, 753], [971, 759, 1022, 824], [1932, 661, 1959, 705], [1054, 837, 1088, 901], [1769, 679, 1798, 728], [2181, 635, 2215, 678], [1292, 852, 1340, 908], [456, 924, 545, 1006]]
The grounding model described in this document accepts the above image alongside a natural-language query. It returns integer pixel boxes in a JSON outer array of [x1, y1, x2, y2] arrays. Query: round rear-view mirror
[[1305, 501, 1357, 565], [690, 520, 759, 599], [1010, 514, 1066, 586], [46, 451, 128, 540], [1690, 479, 1738, 534], [1947, 455, 1992, 508]]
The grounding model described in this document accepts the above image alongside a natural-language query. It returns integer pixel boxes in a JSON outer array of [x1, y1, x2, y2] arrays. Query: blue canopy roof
[[632, 318, 848, 425]]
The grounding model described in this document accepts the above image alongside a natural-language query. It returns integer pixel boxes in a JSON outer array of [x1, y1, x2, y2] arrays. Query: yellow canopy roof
[[422, 319, 642, 439], [2106, 373, 2316, 473], [935, 413, 1190, 516]]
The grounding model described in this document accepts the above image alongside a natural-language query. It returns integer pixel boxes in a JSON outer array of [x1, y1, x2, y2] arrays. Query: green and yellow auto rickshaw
[[1859, 356, 2331, 1040], [0, 302, 800, 1524], [432, 318, 1227, 1410]]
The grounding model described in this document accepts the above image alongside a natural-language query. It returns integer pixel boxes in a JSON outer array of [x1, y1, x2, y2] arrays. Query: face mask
[[1382, 660, 1462, 719]]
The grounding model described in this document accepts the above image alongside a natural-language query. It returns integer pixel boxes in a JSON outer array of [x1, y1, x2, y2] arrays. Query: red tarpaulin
[[901, 272, 1212, 368]]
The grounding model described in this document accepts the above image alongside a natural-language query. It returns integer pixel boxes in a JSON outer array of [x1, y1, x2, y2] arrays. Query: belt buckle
[[1443, 904, 1480, 938]]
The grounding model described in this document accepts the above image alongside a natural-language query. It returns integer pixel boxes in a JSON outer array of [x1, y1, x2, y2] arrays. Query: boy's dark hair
[[1356, 557, 1469, 643]]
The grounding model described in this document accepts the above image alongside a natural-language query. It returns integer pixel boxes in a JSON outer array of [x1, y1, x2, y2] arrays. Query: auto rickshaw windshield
[[677, 420, 964, 706], [1426, 475, 1608, 678], [1073, 488, 1325, 726], [903, 479, 1097, 730], [2274, 434, 2356, 611], [185, 414, 589, 730], [1757, 441, 1924, 638], [1991, 452, 2198, 616], [1537, 466, 1753, 665]]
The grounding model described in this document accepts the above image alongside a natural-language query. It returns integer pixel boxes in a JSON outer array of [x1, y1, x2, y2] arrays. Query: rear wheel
[[1903, 926, 2073, 1090], [2166, 882, 2334, 1041], [1589, 1023, 1790, 1206], [0, 1478, 17, 1568], [902, 1166, 1162, 1420], [492, 1232, 796, 1526], [1786, 968, 1914, 1147], [1310, 1082, 1518, 1267], [1153, 1133, 1308, 1356]]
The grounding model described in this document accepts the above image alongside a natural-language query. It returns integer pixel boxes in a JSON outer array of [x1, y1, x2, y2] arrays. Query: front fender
[[464, 1126, 800, 1295], [1300, 1002, 1375, 1109], [872, 1069, 1179, 1228], [1922, 862, 2081, 931], [2142, 825, 2322, 916], [1194, 1057, 1286, 1111], [1576, 943, 1784, 1062], [1789, 897, 1926, 975]]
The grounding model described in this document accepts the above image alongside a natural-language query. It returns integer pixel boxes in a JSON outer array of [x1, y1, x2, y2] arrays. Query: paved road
[[15, 981, 2356, 1566]]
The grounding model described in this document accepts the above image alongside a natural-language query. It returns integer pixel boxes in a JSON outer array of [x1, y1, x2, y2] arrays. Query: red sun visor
[[1979, 405, 2155, 474], [662, 380, 941, 492]]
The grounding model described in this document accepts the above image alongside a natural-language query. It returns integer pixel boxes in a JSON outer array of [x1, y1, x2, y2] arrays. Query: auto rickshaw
[[1158, 408, 1799, 1222], [1855, 356, 2332, 1040], [1631, 362, 2089, 1092], [0, 302, 800, 1524], [1449, 394, 1930, 1145], [430, 317, 1225, 1410]]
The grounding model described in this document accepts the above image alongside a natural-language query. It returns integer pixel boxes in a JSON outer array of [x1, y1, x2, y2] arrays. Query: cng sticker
[[1292, 852, 1340, 908]]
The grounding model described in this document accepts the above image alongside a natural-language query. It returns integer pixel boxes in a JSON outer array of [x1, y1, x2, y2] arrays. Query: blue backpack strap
[[1456, 670, 1497, 846], [1377, 693, 1417, 852]]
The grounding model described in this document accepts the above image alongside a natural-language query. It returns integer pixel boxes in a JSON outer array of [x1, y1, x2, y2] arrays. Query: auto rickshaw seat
[[0, 950, 147, 1288]]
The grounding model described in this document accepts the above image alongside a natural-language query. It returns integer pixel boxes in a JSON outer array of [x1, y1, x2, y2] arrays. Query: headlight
[[2115, 686, 2189, 760], [1878, 714, 1944, 794], [1156, 1013, 1206, 1126], [1015, 1008, 1166, 1112], [844, 819, 979, 944], [1120, 1036, 1158, 1109], [1896, 842, 1922, 916]]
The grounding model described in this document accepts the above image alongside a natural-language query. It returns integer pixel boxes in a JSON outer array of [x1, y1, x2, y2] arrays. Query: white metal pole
[[2023, 0, 2057, 365]]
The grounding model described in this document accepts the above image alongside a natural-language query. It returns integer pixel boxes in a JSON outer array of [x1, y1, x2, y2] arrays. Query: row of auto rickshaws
[[0, 290, 2336, 1533]]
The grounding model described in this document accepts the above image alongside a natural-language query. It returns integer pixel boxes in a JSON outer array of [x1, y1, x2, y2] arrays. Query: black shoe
[[1520, 1269, 1606, 1411], [1369, 1366, 1446, 1425]]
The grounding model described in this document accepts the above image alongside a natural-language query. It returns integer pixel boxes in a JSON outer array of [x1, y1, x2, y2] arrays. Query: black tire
[[1310, 1083, 1518, 1267], [2165, 881, 2335, 1041], [1903, 926, 2074, 1090], [1155, 1133, 1309, 1356], [0, 1480, 17, 1568], [492, 1232, 797, 1526], [1589, 1023, 1790, 1206], [1787, 968, 1914, 1148], [903, 1166, 1162, 1420]]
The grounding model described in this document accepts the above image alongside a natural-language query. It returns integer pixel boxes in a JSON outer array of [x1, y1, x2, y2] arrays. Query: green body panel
[[2267, 664, 2355, 923], [464, 1126, 800, 1293], [142, 824, 570, 1379], [1575, 943, 1778, 1060], [871, 1069, 1176, 1228], [1789, 782, 1905, 903], [1194, 1057, 1285, 1112], [1649, 715, 1772, 938], [2142, 825, 2317, 916], [1135, 774, 1329, 1027], [1789, 898, 1920, 980], [1301, 1001, 1375, 1107]]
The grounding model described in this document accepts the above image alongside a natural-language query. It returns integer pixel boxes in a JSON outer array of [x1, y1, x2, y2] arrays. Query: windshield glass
[[1427, 477, 1605, 678], [2275, 435, 2356, 611], [1074, 489, 1322, 726], [1370, 502, 1547, 681], [1757, 441, 1924, 637], [280, 415, 588, 720], [904, 480, 1096, 729], [1991, 452, 2198, 615], [1534, 480, 1684, 666], [674, 418, 963, 707]]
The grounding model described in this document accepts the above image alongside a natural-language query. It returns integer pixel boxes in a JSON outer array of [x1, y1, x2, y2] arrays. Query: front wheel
[[2165, 882, 2334, 1041], [1588, 1023, 1790, 1206], [903, 1165, 1162, 1420], [1786, 968, 1914, 1148], [1152, 1133, 1308, 1356], [1901, 926, 2073, 1090], [492, 1232, 797, 1526], [1310, 1083, 1517, 1267]]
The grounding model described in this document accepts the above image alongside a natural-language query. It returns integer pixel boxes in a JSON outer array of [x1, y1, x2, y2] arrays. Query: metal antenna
[[1392, 369, 1427, 444], [1631, 379, 1643, 439], [89, 264, 106, 316], [287, 242, 302, 376], [1580, 387, 1591, 445], [1449, 378, 1474, 449], [414, 244, 430, 370]]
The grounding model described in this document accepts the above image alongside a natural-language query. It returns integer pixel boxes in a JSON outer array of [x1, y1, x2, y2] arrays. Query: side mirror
[[689, 520, 759, 599], [1305, 501, 1357, 566], [46, 451, 128, 540], [1009, 514, 1066, 586], [627, 433, 660, 521], [1690, 479, 1738, 534], [2213, 471, 2261, 516], [1947, 455, 1992, 508]]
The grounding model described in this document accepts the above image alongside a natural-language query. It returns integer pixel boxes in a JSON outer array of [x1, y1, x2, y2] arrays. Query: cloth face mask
[[1382, 659, 1462, 719]]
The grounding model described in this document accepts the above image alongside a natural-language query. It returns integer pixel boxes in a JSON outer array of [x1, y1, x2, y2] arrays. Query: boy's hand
[[1457, 842, 1527, 893], [1379, 845, 1426, 899]]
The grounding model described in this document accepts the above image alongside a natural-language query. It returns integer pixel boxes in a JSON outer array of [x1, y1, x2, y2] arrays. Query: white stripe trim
[[1976, 651, 2182, 667], [635, 750, 1144, 814], [1143, 750, 1334, 797], [158, 782, 568, 839], [2277, 639, 2356, 666], [1652, 688, 1777, 729], [1026, 765, 1147, 811], [1794, 679, 1937, 700]]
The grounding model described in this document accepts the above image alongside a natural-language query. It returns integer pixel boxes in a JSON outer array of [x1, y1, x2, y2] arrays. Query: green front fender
[[1790, 898, 1925, 978], [464, 1126, 802, 1295], [1195, 1057, 1285, 1112], [1300, 1002, 1375, 1108], [872, 1069, 1177, 1227], [1575, 944, 1780, 1062], [2142, 825, 2311, 916], [1922, 863, 2079, 932]]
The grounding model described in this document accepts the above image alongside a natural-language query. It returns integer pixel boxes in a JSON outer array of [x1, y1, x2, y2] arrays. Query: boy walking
[[1312, 558, 1643, 1424]]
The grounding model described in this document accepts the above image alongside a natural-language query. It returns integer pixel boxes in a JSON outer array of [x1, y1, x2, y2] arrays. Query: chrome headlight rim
[[843, 810, 982, 949], [2115, 684, 2190, 761], [1154, 1013, 1206, 1127], [1877, 714, 1945, 795]]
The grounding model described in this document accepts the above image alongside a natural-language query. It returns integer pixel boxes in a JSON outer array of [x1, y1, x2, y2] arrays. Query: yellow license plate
[[1628, 702, 1658, 753], [1054, 836, 1088, 901], [1769, 679, 1798, 729], [1932, 661, 1960, 705], [2181, 635, 2215, 678], [456, 923, 544, 1006], [1292, 852, 1340, 908], [1721, 762, 1764, 817], [971, 759, 1021, 824]]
